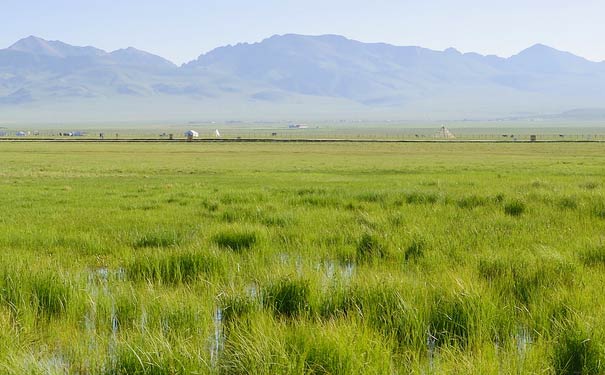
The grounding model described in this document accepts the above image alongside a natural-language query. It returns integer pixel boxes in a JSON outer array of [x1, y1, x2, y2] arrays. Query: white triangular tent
[[215, 129, 221, 137], [434, 126, 455, 139]]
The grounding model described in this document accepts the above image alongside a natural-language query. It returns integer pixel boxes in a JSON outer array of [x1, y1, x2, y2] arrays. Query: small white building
[[434, 126, 455, 139], [184, 130, 199, 138]]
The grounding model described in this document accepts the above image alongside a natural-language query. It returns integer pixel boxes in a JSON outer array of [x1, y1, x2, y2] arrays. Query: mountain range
[[1, 34, 605, 123]]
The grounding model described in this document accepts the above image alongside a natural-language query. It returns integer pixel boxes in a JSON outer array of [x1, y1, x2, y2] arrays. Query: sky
[[2, 0, 604, 65]]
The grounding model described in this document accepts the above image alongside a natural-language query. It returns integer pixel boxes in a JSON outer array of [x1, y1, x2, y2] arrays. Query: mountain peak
[[12, 35, 46, 44], [9, 35, 63, 57], [8, 36, 106, 58], [510, 43, 591, 72], [444, 47, 461, 55], [110, 47, 176, 68], [516, 43, 560, 56]]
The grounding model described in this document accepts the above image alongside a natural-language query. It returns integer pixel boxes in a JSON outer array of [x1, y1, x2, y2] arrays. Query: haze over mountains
[[1, 34, 605, 123]]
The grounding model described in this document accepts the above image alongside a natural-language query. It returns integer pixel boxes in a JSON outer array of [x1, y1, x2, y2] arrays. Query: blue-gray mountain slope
[[1, 34, 604, 121]]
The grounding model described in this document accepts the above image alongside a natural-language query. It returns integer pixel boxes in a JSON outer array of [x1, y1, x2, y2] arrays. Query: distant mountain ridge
[[1, 34, 605, 122]]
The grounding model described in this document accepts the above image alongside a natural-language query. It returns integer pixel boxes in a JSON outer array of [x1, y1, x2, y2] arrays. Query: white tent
[[434, 126, 455, 139], [215, 129, 221, 137], [184, 130, 199, 137]]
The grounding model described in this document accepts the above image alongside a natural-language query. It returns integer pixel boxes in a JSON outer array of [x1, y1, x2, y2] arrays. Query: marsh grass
[[212, 229, 259, 252], [126, 251, 224, 284], [30, 272, 72, 318], [112, 292, 140, 329], [478, 255, 574, 305], [557, 196, 579, 210], [286, 323, 394, 374], [591, 202, 605, 219], [263, 278, 310, 318], [456, 195, 489, 209], [404, 237, 426, 261], [428, 291, 476, 348], [401, 191, 440, 205], [552, 323, 602, 375], [319, 282, 424, 348], [106, 340, 191, 375], [2, 142, 605, 373], [132, 230, 184, 249], [219, 316, 393, 375], [356, 191, 388, 204], [504, 200, 526, 216], [356, 232, 389, 261], [579, 245, 605, 266], [0, 268, 71, 318], [580, 182, 600, 190], [220, 293, 260, 325]]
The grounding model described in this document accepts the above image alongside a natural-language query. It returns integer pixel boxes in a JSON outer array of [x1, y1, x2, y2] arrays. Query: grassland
[[0, 141, 605, 374]]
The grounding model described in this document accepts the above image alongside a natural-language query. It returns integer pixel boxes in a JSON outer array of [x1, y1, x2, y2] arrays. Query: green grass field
[[1, 142, 605, 374]]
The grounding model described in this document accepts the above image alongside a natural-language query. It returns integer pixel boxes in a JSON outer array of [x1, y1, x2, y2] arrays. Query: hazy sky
[[2, 0, 604, 64]]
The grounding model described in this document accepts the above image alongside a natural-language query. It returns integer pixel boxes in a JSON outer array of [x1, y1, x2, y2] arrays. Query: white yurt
[[184, 130, 199, 138], [434, 126, 455, 139]]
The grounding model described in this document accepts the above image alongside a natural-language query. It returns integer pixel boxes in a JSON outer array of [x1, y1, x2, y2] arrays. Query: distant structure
[[288, 124, 308, 129], [215, 129, 221, 137], [184, 130, 199, 138], [16, 131, 26, 137], [434, 126, 455, 139]]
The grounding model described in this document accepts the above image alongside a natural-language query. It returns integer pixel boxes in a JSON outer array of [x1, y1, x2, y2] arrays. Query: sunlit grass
[[0, 141, 604, 373]]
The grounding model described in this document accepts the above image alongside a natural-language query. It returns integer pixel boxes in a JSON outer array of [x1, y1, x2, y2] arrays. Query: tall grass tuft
[[0, 272, 23, 314], [356, 191, 387, 204], [591, 202, 605, 219], [356, 232, 389, 261], [320, 283, 423, 347], [112, 293, 139, 329], [428, 292, 475, 348], [212, 229, 258, 251], [220, 293, 259, 325], [30, 272, 71, 318], [0, 269, 71, 318], [404, 237, 426, 261], [504, 200, 526, 216], [457, 195, 488, 209], [219, 316, 393, 374], [580, 181, 599, 190], [126, 251, 224, 284], [132, 230, 184, 249], [106, 343, 186, 375], [402, 191, 439, 205], [478, 255, 574, 305], [557, 196, 579, 210], [263, 278, 310, 318], [552, 324, 602, 375], [580, 245, 605, 266], [286, 324, 393, 374]]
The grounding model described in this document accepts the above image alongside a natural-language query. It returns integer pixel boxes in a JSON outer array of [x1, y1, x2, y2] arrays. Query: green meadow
[[1, 141, 605, 374]]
